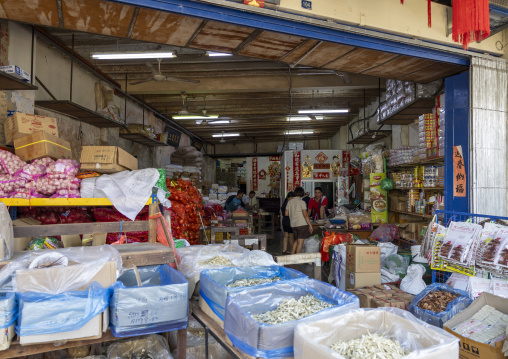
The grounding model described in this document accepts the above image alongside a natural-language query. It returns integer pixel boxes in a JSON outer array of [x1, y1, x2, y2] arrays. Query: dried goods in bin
[[417, 290, 458, 313], [330, 333, 409, 359]]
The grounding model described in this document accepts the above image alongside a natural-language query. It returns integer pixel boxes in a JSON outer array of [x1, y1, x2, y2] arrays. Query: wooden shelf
[[0, 198, 153, 207], [119, 132, 169, 147], [391, 187, 444, 191], [388, 156, 445, 169], [35, 100, 125, 128], [0, 72, 37, 91], [390, 209, 434, 219], [379, 97, 436, 125], [347, 130, 392, 145]]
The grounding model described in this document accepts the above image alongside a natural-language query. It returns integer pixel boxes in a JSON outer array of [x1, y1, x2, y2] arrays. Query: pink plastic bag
[[370, 224, 400, 242]]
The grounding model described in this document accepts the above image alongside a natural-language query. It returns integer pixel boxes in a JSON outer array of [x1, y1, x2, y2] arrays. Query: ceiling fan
[[129, 59, 200, 85], [175, 93, 216, 119]]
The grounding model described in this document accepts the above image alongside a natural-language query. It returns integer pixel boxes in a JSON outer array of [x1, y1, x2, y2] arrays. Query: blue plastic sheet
[[110, 264, 188, 337], [16, 282, 109, 336], [408, 283, 472, 328], [0, 292, 16, 329], [224, 278, 359, 358], [200, 266, 307, 321]]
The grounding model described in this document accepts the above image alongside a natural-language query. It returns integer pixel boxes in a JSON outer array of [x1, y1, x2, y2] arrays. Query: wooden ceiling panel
[[403, 62, 467, 83], [0, 0, 58, 27], [362, 56, 436, 79], [238, 31, 307, 61], [279, 39, 320, 63], [324, 48, 398, 74], [130, 9, 203, 46], [189, 21, 253, 52], [297, 42, 355, 68], [62, 0, 135, 37]]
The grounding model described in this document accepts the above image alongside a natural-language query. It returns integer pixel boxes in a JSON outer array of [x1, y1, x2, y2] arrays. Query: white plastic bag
[[378, 242, 398, 266], [96, 169, 160, 220], [80, 177, 107, 198], [333, 244, 347, 290], [303, 235, 320, 253], [381, 268, 400, 283], [293, 308, 459, 359], [0, 203, 13, 261], [400, 264, 427, 295]]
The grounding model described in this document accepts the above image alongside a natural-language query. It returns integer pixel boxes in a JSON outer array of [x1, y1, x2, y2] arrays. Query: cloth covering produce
[[199, 266, 307, 321], [224, 278, 359, 358], [293, 308, 459, 359], [166, 178, 204, 244], [408, 283, 472, 328]]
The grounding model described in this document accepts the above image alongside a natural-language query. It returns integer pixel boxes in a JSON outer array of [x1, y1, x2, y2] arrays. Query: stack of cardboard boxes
[[348, 284, 415, 310], [398, 221, 428, 242], [345, 244, 381, 289]]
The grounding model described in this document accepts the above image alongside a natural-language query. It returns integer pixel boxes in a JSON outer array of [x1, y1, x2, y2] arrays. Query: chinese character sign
[[313, 172, 330, 179], [252, 158, 258, 191], [453, 145, 466, 198], [293, 151, 301, 188], [269, 156, 281, 161]]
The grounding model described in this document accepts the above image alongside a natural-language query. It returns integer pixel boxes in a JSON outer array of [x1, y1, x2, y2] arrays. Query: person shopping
[[281, 191, 295, 255], [286, 186, 313, 254]]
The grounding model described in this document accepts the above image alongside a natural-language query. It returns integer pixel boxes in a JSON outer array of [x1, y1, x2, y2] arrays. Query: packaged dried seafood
[[200, 266, 307, 322], [294, 308, 459, 359], [330, 333, 409, 359]]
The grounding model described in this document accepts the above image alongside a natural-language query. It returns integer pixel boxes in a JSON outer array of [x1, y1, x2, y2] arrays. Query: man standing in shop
[[308, 187, 328, 220], [286, 186, 313, 254]]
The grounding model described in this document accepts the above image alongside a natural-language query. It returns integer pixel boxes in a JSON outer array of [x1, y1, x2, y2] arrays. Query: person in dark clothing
[[302, 192, 311, 208], [225, 190, 246, 212], [281, 191, 295, 255]]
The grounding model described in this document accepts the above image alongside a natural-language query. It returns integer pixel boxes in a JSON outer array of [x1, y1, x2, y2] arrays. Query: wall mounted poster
[[370, 173, 388, 224], [453, 145, 466, 197]]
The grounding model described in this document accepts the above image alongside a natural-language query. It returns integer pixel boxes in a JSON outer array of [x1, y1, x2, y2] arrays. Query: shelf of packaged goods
[[0, 72, 37, 91], [378, 98, 436, 125], [0, 198, 154, 207], [389, 209, 434, 219], [391, 187, 444, 191], [388, 156, 445, 169], [347, 130, 392, 145], [119, 132, 169, 147]]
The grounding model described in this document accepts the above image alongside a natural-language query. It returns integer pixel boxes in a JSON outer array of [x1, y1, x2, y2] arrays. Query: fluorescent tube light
[[209, 120, 230, 124], [173, 115, 219, 120], [287, 116, 311, 121], [91, 52, 175, 60], [315, 116, 324, 120], [213, 133, 240, 137], [285, 130, 314, 135], [298, 109, 349, 114], [206, 52, 233, 57]]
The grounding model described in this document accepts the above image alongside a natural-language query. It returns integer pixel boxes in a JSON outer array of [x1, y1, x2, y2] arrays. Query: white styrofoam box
[[218, 186, 228, 194], [0, 66, 30, 81]]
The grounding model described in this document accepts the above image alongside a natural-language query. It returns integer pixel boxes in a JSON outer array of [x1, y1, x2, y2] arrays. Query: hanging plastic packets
[[0, 292, 16, 350], [475, 222, 505, 271], [110, 265, 188, 337], [224, 278, 359, 358], [438, 222, 482, 266], [200, 266, 307, 324], [408, 283, 472, 328], [478, 226, 508, 273]]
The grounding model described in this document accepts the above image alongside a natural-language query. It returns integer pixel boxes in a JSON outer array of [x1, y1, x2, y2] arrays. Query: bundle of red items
[[166, 178, 203, 245], [320, 231, 353, 262], [92, 207, 149, 244], [18, 207, 92, 225]]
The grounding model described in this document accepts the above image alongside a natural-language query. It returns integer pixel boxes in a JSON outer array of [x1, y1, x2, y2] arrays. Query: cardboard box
[[80, 146, 138, 173], [12, 217, 41, 251], [372, 297, 407, 310], [82, 233, 107, 246], [355, 289, 392, 308], [14, 131, 71, 161], [4, 112, 58, 145], [444, 293, 508, 359], [346, 245, 381, 273], [0, 65, 30, 81], [345, 271, 381, 289]]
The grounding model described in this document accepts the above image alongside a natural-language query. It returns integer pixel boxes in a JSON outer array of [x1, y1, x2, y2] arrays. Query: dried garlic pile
[[227, 276, 281, 288], [251, 295, 333, 325], [198, 256, 234, 267], [330, 333, 409, 359]]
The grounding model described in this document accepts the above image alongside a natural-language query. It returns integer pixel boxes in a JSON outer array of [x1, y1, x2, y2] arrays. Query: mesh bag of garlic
[[200, 265, 307, 321], [293, 308, 459, 359], [224, 278, 359, 358]]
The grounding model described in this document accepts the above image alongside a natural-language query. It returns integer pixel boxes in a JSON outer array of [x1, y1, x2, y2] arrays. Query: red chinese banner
[[252, 157, 258, 191], [453, 145, 466, 197], [285, 166, 290, 192], [293, 151, 301, 189], [314, 163, 330, 170], [313, 172, 330, 180], [269, 156, 281, 161], [342, 151, 350, 166]]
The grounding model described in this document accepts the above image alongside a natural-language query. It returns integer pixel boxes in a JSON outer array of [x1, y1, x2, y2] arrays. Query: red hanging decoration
[[401, 0, 404, 3], [428, 0, 432, 27], [452, 0, 490, 49]]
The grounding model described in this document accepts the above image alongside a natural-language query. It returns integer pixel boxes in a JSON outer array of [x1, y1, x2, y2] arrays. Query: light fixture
[[91, 52, 175, 60], [213, 133, 240, 137], [209, 120, 230, 125], [173, 115, 219, 120], [315, 116, 324, 120], [298, 109, 349, 114], [285, 130, 314, 135], [287, 116, 311, 122], [206, 51, 233, 57]]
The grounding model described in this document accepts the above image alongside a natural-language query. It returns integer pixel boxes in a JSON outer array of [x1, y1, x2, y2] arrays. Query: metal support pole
[[70, 34, 74, 101], [125, 73, 128, 124], [205, 327, 209, 359], [30, 27, 35, 86]]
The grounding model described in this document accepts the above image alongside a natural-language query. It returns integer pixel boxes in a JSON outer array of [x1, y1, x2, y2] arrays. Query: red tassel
[[452, 0, 490, 49], [401, 0, 404, 3], [428, 0, 432, 27]]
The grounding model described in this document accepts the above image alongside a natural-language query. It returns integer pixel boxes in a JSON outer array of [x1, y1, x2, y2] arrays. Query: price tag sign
[[165, 127, 182, 147]]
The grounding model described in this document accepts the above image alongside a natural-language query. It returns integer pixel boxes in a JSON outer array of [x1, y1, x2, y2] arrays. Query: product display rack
[[389, 209, 434, 219], [119, 132, 169, 147], [391, 187, 444, 191], [0, 71, 38, 91], [0, 198, 152, 207], [347, 130, 392, 145], [387, 156, 445, 169], [378, 98, 436, 125]]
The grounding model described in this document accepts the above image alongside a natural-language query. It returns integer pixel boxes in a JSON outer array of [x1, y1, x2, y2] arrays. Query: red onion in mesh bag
[[0, 150, 26, 175], [47, 159, 80, 178], [50, 189, 81, 198], [11, 188, 47, 199], [31, 157, 55, 167], [35, 176, 80, 196]]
